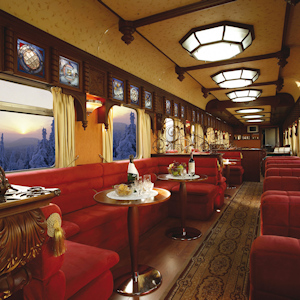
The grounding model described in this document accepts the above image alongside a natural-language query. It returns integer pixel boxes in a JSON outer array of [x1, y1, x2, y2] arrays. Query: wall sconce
[[86, 93, 104, 116], [226, 89, 262, 102], [211, 68, 260, 88], [180, 21, 254, 62]]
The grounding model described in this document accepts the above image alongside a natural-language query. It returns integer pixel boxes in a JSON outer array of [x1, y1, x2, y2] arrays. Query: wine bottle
[[188, 152, 195, 176], [127, 155, 139, 183]]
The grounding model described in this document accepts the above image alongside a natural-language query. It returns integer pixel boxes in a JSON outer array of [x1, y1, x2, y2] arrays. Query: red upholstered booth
[[219, 151, 244, 185], [23, 203, 119, 300], [6, 156, 226, 298], [250, 170, 300, 300], [250, 235, 300, 300], [265, 167, 300, 177]]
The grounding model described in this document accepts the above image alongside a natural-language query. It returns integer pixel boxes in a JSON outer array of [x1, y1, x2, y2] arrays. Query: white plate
[[166, 174, 200, 180], [106, 189, 158, 200]]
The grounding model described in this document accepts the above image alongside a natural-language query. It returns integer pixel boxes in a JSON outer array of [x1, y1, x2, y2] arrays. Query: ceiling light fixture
[[226, 89, 262, 102], [246, 119, 264, 122], [211, 68, 260, 88], [241, 114, 265, 119], [180, 21, 254, 62], [235, 108, 264, 114]]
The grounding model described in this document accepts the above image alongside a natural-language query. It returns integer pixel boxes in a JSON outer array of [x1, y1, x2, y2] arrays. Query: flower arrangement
[[168, 161, 186, 176]]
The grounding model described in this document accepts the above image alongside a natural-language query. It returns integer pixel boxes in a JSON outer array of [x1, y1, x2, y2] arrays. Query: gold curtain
[[138, 109, 151, 158], [102, 108, 113, 163], [51, 87, 75, 168]]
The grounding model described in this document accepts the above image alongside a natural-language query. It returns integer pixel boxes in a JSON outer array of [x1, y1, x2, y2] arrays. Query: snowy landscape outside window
[[0, 79, 54, 172], [112, 105, 137, 160]]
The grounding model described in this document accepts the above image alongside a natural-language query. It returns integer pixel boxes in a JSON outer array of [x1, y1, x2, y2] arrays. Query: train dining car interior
[[0, 0, 300, 299]]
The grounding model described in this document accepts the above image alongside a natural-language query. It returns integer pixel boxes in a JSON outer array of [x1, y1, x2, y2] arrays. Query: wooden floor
[[109, 186, 240, 300]]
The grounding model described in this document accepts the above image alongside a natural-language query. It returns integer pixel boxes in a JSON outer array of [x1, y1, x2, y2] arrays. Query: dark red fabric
[[169, 183, 218, 220], [265, 167, 300, 177], [261, 194, 300, 238], [23, 270, 66, 300], [263, 176, 300, 192], [62, 220, 80, 239], [250, 235, 300, 300], [62, 240, 119, 299], [67, 270, 114, 300]]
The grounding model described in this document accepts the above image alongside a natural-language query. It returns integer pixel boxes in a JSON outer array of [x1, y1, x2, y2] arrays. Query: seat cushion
[[171, 182, 218, 203], [63, 204, 127, 233], [62, 240, 119, 299], [62, 220, 80, 239]]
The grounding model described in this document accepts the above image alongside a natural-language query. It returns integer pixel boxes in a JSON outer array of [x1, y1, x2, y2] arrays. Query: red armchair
[[23, 203, 119, 300], [250, 235, 300, 300], [219, 151, 244, 184]]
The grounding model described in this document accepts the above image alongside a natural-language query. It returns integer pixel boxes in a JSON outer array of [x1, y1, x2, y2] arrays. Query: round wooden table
[[157, 174, 208, 241], [94, 187, 171, 296]]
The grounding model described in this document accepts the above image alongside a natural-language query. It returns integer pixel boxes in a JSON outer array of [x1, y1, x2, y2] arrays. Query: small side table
[[94, 188, 171, 296], [157, 174, 208, 241]]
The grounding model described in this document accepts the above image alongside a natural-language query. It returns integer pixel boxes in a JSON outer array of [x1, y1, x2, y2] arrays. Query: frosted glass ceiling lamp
[[241, 114, 264, 119], [226, 89, 262, 102], [246, 119, 264, 123], [180, 21, 254, 62], [86, 93, 104, 116], [211, 68, 260, 88], [235, 108, 264, 114]]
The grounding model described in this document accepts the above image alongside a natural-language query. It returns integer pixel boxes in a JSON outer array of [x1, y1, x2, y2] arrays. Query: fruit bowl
[[168, 162, 185, 177], [114, 184, 134, 196]]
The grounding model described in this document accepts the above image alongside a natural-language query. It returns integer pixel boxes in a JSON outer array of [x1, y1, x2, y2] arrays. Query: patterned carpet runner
[[166, 181, 263, 300]]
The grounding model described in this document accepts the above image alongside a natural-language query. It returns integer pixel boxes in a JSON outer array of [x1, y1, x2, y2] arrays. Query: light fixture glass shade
[[226, 89, 262, 102], [235, 108, 264, 114], [211, 68, 260, 88], [86, 93, 104, 115], [241, 114, 264, 119], [246, 119, 264, 122], [180, 21, 254, 62]]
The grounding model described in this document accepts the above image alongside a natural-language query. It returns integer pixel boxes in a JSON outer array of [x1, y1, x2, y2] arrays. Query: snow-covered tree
[[29, 128, 50, 168], [115, 112, 136, 160], [48, 120, 55, 166]]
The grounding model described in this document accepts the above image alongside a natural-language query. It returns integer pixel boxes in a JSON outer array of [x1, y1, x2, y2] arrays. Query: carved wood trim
[[0, 209, 46, 277], [0, 26, 4, 72], [4, 27, 13, 73]]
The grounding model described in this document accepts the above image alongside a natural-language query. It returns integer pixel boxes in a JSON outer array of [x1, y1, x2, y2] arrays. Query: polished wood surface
[[94, 188, 171, 207], [109, 186, 240, 300], [0, 185, 60, 218]]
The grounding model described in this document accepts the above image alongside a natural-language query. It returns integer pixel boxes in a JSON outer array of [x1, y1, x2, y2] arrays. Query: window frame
[[0, 75, 54, 172], [111, 104, 139, 161]]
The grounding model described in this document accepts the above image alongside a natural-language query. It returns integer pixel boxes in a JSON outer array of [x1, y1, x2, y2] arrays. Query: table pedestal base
[[227, 185, 236, 189], [114, 265, 162, 296], [166, 227, 202, 240]]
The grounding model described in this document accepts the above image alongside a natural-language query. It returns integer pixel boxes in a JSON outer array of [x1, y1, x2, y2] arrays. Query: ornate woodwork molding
[[0, 209, 46, 277], [175, 49, 290, 82], [4, 27, 13, 72], [117, 0, 236, 45], [201, 78, 284, 98]]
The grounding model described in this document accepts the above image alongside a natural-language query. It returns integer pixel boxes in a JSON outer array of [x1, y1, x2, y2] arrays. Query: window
[[112, 105, 137, 160], [0, 79, 54, 172]]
